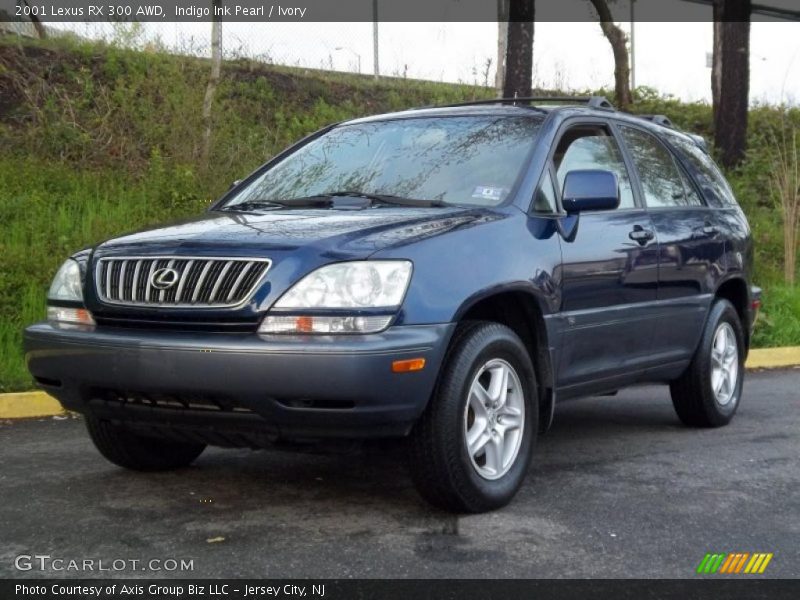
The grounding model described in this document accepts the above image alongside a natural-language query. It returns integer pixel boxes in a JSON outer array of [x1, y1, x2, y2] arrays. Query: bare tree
[[22, 0, 46, 39], [768, 123, 800, 286], [495, 0, 509, 96], [502, 0, 534, 99], [202, 0, 222, 163], [588, 0, 632, 108], [712, 0, 751, 168]]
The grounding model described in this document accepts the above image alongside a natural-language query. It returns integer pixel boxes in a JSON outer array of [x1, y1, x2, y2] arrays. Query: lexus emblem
[[150, 267, 180, 290]]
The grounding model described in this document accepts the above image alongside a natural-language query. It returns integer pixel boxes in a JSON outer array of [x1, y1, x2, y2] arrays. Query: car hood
[[95, 206, 501, 259]]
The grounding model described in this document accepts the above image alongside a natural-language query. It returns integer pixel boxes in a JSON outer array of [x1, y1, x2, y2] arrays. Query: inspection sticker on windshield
[[472, 186, 508, 201]]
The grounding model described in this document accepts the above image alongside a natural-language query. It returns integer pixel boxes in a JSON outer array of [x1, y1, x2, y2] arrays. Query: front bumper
[[24, 322, 454, 444]]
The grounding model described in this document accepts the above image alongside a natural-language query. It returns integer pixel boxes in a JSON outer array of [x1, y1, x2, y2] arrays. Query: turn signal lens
[[47, 306, 96, 328], [259, 314, 393, 334], [392, 358, 426, 373]]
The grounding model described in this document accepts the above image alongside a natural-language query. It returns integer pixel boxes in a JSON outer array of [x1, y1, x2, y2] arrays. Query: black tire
[[670, 299, 745, 428], [408, 321, 538, 513], [85, 417, 206, 471]]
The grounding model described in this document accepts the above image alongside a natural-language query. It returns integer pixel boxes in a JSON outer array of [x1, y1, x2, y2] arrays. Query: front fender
[[373, 210, 562, 326]]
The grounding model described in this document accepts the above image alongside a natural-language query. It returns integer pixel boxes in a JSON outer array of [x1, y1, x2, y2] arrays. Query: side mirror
[[561, 169, 620, 213], [229, 179, 242, 190]]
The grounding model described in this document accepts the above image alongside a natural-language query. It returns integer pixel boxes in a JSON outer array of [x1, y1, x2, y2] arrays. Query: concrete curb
[[2, 347, 799, 419], [745, 346, 800, 370], [0, 391, 66, 419]]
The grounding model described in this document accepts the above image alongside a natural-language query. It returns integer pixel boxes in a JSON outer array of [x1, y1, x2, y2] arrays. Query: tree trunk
[[588, 0, 632, 109], [711, 3, 722, 110], [23, 0, 46, 39], [495, 1, 509, 96], [502, 0, 534, 99], [372, 0, 379, 80], [712, 0, 751, 168], [202, 2, 222, 163]]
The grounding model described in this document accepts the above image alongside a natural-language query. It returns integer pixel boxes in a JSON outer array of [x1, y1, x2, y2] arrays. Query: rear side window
[[619, 126, 703, 208], [665, 133, 737, 207], [677, 168, 703, 206]]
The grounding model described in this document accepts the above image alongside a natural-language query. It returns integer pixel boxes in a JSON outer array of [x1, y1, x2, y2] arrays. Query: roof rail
[[435, 95, 616, 111], [688, 133, 709, 153], [639, 114, 674, 128], [587, 96, 615, 110]]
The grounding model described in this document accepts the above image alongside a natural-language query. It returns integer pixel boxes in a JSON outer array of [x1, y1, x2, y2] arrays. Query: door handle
[[629, 226, 655, 244]]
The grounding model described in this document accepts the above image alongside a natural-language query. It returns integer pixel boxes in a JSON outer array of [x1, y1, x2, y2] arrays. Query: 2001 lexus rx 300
[[25, 97, 759, 512]]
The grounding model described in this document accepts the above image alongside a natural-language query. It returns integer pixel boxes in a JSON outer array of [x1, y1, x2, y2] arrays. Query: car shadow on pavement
[[65, 389, 686, 520]]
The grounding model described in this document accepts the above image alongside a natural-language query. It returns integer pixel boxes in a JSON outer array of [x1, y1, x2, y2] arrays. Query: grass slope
[[0, 36, 797, 391]]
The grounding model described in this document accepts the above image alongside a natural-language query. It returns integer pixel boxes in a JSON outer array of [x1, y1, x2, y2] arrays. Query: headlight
[[275, 261, 412, 309], [47, 258, 94, 327], [259, 260, 412, 334], [48, 259, 84, 302]]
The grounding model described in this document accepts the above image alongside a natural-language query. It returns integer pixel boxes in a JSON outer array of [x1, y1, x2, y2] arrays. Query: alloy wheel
[[710, 322, 739, 407], [463, 358, 525, 480]]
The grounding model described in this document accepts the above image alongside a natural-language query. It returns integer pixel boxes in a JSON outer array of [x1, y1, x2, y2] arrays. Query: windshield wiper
[[323, 190, 450, 208], [220, 191, 450, 212], [219, 197, 333, 212]]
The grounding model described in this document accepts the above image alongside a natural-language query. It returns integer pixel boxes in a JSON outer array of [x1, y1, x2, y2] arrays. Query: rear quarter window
[[664, 132, 737, 207]]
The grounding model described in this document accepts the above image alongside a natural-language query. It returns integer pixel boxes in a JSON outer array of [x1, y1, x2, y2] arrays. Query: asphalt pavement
[[1, 369, 798, 579]]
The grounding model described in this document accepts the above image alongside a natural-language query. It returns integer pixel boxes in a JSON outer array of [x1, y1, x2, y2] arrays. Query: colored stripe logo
[[696, 552, 773, 574]]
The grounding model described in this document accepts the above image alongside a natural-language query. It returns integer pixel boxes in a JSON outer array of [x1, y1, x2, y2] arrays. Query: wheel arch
[[714, 276, 751, 350], [454, 286, 556, 433]]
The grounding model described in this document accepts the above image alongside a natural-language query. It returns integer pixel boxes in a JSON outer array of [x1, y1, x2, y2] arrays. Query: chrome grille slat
[[158, 259, 176, 303], [118, 261, 127, 301], [218, 262, 245, 301], [174, 259, 194, 303], [95, 256, 271, 308], [191, 261, 215, 303], [227, 262, 253, 302], [209, 261, 234, 303], [131, 260, 143, 302], [105, 261, 113, 301], [144, 261, 158, 303]]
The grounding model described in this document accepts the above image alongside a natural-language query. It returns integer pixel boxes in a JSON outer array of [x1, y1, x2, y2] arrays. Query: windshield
[[223, 115, 542, 209]]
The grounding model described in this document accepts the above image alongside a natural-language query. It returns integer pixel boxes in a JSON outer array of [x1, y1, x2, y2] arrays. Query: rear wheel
[[670, 299, 745, 427], [85, 417, 206, 471], [408, 321, 537, 513]]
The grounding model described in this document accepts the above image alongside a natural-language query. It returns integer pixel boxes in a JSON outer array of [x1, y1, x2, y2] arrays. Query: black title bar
[[4, 579, 800, 600], [2, 0, 798, 23]]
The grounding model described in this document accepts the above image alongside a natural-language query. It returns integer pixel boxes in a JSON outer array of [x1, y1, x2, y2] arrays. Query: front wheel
[[85, 417, 206, 471], [408, 321, 537, 513], [670, 299, 745, 427]]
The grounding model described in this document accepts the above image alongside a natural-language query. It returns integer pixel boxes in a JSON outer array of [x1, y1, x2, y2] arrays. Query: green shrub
[[752, 284, 800, 348]]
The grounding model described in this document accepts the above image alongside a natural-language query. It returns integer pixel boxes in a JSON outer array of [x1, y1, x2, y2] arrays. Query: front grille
[[95, 256, 271, 307]]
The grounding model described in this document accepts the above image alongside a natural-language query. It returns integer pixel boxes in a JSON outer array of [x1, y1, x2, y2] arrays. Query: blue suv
[[25, 97, 759, 512]]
